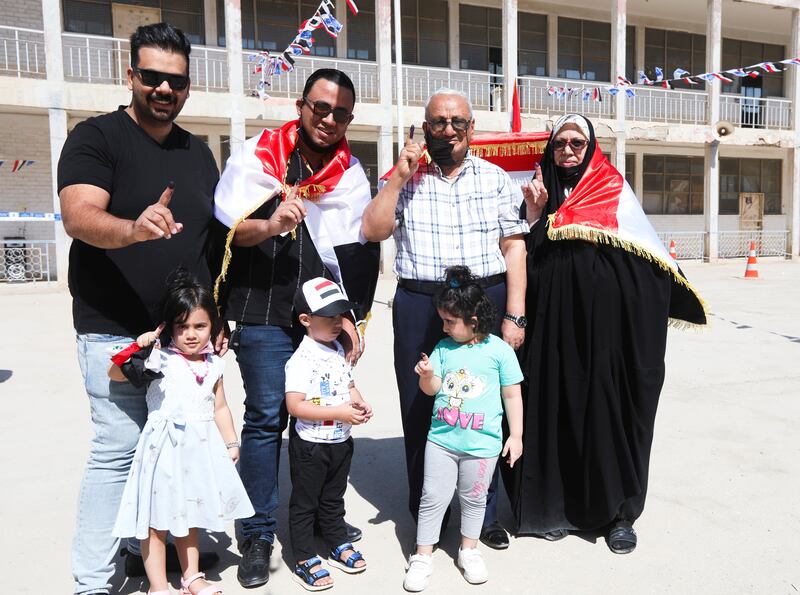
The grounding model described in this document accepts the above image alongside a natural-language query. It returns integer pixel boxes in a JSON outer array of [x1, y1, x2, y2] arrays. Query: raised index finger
[[534, 163, 544, 183], [154, 322, 166, 337], [158, 181, 175, 206], [406, 124, 416, 146]]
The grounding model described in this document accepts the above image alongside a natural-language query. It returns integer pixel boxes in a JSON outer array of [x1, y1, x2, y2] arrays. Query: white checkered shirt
[[392, 153, 529, 281]]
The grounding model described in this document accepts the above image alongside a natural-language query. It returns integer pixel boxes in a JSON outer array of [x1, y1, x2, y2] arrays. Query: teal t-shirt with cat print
[[427, 334, 523, 458]]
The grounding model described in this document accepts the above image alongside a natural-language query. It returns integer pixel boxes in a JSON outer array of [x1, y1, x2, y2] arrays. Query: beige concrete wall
[[0, 0, 44, 29]]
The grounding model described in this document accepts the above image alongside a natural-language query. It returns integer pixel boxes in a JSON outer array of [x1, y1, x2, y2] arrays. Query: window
[[347, 0, 375, 60], [642, 155, 704, 215], [557, 18, 611, 82], [721, 39, 784, 97], [644, 28, 706, 90], [719, 158, 782, 215], [217, 0, 334, 55], [459, 5, 502, 73], [349, 141, 378, 194], [625, 153, 635, 190], [518, 12, 546, 77], [64, 0, 205, 44], [393, 0, 448, 67]]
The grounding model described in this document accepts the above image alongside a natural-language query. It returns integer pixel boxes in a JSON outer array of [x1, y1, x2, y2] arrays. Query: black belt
[[398, 273, 505, 296]]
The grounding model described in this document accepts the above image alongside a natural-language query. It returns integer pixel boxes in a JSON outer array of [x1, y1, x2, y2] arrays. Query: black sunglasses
[[552, 138, 589, 151], [302, 97, 353, 124], [427, 117, 471, 133], [134, 67, 190, 91]]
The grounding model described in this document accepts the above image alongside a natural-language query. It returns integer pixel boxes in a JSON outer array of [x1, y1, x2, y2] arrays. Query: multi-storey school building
[[0, 0, 798, 281]]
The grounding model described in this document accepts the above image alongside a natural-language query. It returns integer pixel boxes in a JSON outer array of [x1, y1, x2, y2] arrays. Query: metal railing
[[244, 53, 379, 102], [397, 66, 501, 111], [0, 26, 46, 78], [627, 86, 708, 125], [518, 76, 615, 120], [720, 94, 792, 131], [657, 231, 706, 260], [0, 240, 52, 282], [62, 32, 228, 92], [718, 230, 789, 258]]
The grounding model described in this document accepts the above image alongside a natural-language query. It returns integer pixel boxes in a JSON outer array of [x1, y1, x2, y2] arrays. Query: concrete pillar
[[547, 14, 557, 78], [42, 0, 70, 284], [634, 150, 644, 202], [703, 0, 722, 261], [611, 0, 626, 173], [635, 24, 645, 77], [377, 125, 396, 275], [224, 0, 246, 153], [449, 0, 459, 70], [790, 9, 800, 258], [393, 0, 404, 150], [336, 0, 347, 58], [502, 0, 518, 118], [376, 0, 392, 105], [204, 0, 218, 46]]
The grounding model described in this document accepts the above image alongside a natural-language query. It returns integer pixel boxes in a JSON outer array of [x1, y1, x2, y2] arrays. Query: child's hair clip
[[449, 279, 460, 288]]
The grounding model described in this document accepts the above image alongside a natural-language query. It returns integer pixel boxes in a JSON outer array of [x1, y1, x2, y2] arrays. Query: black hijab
[[523, 114, 597, 259]]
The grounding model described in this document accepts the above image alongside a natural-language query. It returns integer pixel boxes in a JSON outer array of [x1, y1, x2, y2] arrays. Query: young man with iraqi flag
[[212, 68, 379, 588]]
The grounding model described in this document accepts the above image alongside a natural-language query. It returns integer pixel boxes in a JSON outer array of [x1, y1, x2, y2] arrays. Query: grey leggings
[[416, 440, 499, 545]]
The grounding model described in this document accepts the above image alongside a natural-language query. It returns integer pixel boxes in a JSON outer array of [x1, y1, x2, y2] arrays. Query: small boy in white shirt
[[285, 277, 373, 591]]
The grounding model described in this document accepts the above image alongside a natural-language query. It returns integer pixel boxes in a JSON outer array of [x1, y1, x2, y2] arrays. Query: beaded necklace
[[177, 352, 210, 385]]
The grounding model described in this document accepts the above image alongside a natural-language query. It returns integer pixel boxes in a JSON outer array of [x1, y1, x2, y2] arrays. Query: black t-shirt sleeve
[[57, 120, 115, 194]]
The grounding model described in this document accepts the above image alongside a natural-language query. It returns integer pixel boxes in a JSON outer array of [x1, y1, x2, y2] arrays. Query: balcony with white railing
[[396, 66, 501, 111], [0, 26, 46, 78], [62, 32, 228, 92], [626, 86, 708, 126], [518, 76, 615, 120], [720, 94, 792, 131], [242, 52, 379, 103]]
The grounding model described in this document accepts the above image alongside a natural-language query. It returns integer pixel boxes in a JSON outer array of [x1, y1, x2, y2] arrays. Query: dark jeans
[[233, 324, 304, 544], [288, 432, 354, 561], [392, 282, 508, 527]]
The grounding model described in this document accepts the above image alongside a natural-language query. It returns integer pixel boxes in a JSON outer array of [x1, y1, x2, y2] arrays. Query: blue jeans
[[234, 324, 304, 544], [72, 334, 147, 595]]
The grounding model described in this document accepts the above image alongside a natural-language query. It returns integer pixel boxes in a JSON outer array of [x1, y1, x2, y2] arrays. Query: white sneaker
[[403, 553, 433, 592], [457, 547, 488, 584]]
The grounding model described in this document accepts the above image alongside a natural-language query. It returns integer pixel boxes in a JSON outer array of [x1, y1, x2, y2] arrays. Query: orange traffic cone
[[668, 240, 677, 261], [744, 241, 759, 279]]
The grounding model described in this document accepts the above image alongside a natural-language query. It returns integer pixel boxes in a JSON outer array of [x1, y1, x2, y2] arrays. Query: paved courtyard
[[1, 259, 798, 594]]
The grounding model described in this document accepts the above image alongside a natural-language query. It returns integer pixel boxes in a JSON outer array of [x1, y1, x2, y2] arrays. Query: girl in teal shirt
[[403, 266, 524, 592]]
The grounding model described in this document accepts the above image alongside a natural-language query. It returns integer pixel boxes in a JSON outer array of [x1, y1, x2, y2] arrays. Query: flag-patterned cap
[[294, 277, 357, 317]]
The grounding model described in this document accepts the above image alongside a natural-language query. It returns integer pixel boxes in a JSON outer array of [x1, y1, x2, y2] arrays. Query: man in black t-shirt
[[213, 69, 379, 588], [58, 23, 220, 595]]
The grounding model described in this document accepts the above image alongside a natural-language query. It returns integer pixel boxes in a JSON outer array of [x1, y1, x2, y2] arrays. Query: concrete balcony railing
[[627, 86, 708, 125], [720, 94, 792, 130], [395, 66, 501, 111], [0, 26, 46, 78], [518, 75, 615, 120], [62, 32, 228, 92], [242, 52, 379, 103]]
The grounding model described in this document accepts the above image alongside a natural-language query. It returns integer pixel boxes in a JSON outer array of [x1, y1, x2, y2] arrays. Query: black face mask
[[556, 164, 582, 187], [424, 131, 458, 167]]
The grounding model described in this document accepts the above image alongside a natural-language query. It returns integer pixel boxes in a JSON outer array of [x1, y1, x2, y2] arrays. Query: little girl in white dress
[[110, 270, 253, 595]]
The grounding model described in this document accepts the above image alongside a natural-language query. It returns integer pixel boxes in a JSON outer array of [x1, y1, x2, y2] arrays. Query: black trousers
[[392, 281, 508, 525], [288, 431, 354, 561]]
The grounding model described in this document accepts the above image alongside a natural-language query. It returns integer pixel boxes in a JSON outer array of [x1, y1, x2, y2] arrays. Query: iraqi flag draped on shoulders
[[213, 119, 380, 330], [393, 131, 706, 328]]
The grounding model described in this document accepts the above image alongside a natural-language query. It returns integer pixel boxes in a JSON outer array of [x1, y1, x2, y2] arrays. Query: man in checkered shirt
[[362, 88, 528, 551]]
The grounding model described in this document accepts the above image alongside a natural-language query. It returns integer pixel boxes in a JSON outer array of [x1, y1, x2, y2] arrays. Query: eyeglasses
[[133, 67, 189, 91], [426, 117, 471, 133], [552, 138, 589, 151], [302, 97, 353, 124]]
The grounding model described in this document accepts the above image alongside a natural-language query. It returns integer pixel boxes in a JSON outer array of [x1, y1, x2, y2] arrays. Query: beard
[[132, 87, 182, 123]]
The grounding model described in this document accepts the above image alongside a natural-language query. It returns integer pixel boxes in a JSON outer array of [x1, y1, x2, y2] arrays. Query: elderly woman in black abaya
[[504, 114, 707, 554]]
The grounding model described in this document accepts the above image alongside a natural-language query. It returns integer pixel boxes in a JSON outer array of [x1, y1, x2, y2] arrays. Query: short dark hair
[[161, 268, 222, 340], [302, 68, 357, 105], [130, 22, 191, 70], [433, 266, 497, 338]]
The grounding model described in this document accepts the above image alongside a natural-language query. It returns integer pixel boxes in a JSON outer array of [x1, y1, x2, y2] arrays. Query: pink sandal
[[180, 572, 223, 595]]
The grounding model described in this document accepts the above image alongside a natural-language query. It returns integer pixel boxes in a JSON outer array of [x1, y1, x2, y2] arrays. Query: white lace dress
[[113, 350, 254, 539]]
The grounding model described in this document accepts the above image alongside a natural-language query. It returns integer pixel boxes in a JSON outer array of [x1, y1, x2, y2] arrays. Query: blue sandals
[[328, 542, 367, 574]]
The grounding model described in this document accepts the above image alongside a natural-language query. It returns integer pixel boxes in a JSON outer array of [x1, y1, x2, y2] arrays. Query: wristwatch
[[504, 313, 528, 328]]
